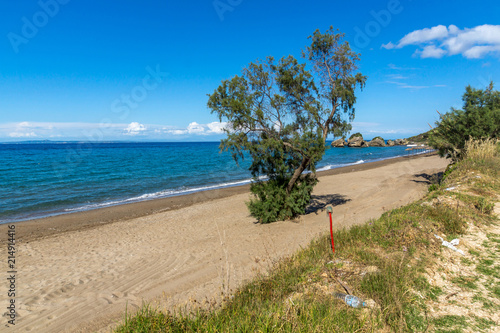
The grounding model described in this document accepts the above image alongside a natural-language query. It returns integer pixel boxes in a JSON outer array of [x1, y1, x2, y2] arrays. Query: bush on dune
[[429, 82, 500, 162]]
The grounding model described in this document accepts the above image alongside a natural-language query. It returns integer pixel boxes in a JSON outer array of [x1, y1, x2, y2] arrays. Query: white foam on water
[[63, 178, 258, 212], [316, 159, 365, 172]]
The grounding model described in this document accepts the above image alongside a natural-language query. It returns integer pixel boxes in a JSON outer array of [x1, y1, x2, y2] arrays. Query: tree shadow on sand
[[306, 194, 351, 215], [412, 172, 444, 185]]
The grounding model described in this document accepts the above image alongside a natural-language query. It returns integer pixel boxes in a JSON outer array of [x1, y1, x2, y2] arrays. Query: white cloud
[[9, 131, 37, 138], [166, 121, 228, 135], [381, 42, 396, 50], [125, 122, 147, 136], [386, 74, 408, 80], [400, 85, 429, 90], [168, 129, 188, 135], [207, 121, 228, 134], [5, 121, 44, 138], [397, 25, 449, 48], [444, 25, 500, 56], [463, 45, 500, 59], [383, 72, 445, 90], [387, 64, 418, 70], [350, 121, 380, 129], [0, 121, 228, 140], [186, 122, 205, 134], [418, 45, 447, 58], [383, 24, 500, 59]]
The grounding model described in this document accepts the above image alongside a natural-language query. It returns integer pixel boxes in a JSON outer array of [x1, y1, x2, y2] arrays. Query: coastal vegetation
[[406, 130, 431, 144], [207, 27, 366, 223], [349, 132, 363, 139], [429, 82, 500, 161], [114, 139, 500, 332]]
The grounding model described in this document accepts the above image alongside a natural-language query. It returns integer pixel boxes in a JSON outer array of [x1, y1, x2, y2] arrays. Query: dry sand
[[0, 154, 449, 332]]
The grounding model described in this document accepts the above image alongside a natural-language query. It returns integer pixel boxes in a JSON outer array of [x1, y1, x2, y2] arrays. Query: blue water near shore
[[0, 141, 418, 223]]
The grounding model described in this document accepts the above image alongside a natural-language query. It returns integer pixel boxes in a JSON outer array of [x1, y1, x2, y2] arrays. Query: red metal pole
[[329, 211, 335, 254]]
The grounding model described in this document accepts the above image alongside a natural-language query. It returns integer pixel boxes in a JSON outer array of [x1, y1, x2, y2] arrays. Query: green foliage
[[332, 122, 352, 139], [349, 132, 363, 140], [441, 163, 457, 183], [429, 82, 500, 161], [208, 27, 366, 223], [428, 184, 438, 192], [475, 197, 494, 214], [433, 315, 468, 331], [247, 175, 317, 223], [372, 136, 384, 141], [115, 304, 182, 332], [406, 130, 431, 143]]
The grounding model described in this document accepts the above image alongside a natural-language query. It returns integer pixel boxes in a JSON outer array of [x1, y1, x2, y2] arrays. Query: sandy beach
[[0, 153, 449, 332]]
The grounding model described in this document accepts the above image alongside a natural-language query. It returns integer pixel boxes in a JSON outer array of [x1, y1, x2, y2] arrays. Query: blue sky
[[0, 0, 498, 142]]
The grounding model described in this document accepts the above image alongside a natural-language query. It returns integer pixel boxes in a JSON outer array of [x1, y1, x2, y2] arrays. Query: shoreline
[[0, 152, 437, 244], [1, 147, 420, 226], [3, 152, 448, 333]]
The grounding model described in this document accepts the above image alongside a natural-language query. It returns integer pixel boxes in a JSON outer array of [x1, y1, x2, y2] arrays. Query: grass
[[492, 286, 500, 298], [451, 276, 479, 290], [460, 257, 473, 266], [472, 293, 498, 310], [464, 138, 500, 161], [114, 140, 499, 332], [469, 249, 481, 257], [432, 315, 467, 332], [473, 316, 496, 331]]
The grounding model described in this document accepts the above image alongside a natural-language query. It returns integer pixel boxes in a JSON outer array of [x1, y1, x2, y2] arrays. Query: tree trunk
[[286, 120, 329, 194], [286, 156, 310, 194]]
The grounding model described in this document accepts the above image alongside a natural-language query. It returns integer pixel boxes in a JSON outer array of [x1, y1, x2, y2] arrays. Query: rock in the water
[[395, 139, 408, 145], [331, 138, 346, 147], [361, 141, 370, 147], [387, 140, 395, 146], [348, 134, 364, 147], [369, 137, 386, 147]]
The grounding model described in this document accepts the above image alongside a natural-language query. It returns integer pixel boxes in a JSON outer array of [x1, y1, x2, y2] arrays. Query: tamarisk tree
[[208, 28, 366, 223], [429, 82, 500, 161]]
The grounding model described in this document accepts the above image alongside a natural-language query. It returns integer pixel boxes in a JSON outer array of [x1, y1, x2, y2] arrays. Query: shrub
[[428, 184, 438, 192], [429, 82, 500, 161], [247, 175, 317, 223], [349, 132, 363, 140]]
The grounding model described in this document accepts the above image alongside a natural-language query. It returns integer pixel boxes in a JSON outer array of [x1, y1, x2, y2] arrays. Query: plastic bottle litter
[[334, 292, 366, 308], [434, 235, 465, 255]]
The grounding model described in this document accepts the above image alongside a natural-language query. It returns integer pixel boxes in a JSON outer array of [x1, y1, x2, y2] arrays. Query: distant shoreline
[[0, 151, 437, 244]]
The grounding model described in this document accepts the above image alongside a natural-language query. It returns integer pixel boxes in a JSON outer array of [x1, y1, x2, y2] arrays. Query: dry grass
[[464, 138, 500, 161]]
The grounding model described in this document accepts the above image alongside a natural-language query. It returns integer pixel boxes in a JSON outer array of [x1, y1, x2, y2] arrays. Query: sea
[[0, 141, 425, 224]]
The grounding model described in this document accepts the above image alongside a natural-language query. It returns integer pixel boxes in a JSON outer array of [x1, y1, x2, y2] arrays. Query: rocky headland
[[331, 133, 410, 148]]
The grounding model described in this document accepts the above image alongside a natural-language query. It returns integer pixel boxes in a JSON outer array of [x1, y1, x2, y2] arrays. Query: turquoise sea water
[[0, 142, 417, 223]]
